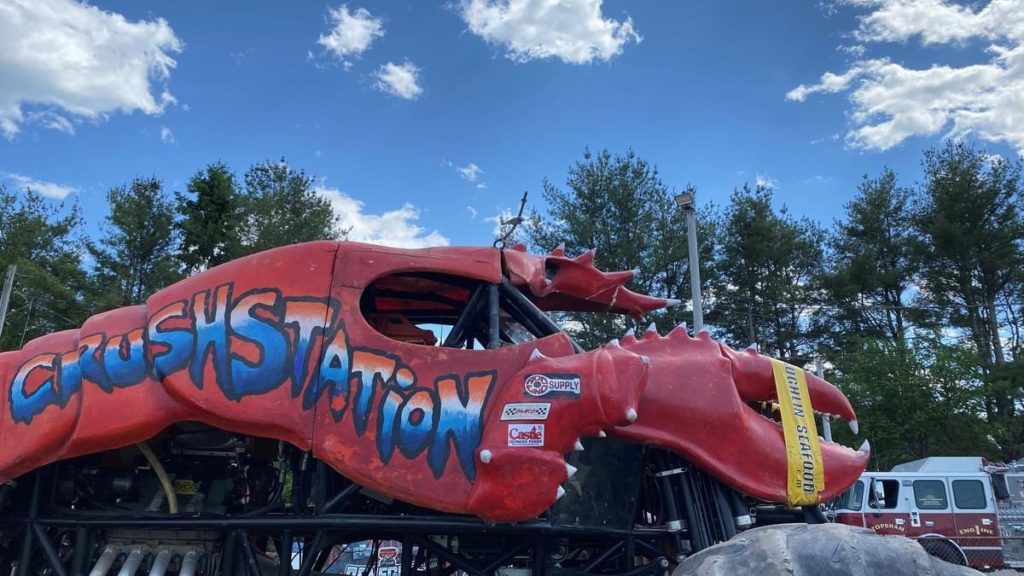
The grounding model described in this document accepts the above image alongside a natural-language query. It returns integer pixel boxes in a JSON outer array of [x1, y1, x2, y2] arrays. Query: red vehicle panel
[[1, 241, 869, 522]]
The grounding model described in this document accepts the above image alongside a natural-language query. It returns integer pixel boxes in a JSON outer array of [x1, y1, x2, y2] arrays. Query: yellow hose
[[136, 442, 179, 514]]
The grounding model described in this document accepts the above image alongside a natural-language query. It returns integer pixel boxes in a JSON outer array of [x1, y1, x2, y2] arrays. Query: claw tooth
[[574, 439, 585, 451], [597, 430, 607, 438], [480, 449, 492, 464], [663, 298, 682, 308], [646, 322, 658, 333], [529, 349, 546, 362], [607, 338, 620, 348], [640, 355, 650, 366], [565, 463, 578, 478], [668, 323, 688, 338], [624, 328, 635, 338], [556, 486, 566, 499], [746, 343, 758, 353], [849, 419, 859, 435], [630, 267, 641, 276], [858, 439, 870, 453], [626, 408, 638, 422], [698, 326, 712, 336]]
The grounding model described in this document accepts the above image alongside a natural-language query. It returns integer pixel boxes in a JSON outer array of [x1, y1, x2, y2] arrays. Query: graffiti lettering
[[7, 283, 495, 482]]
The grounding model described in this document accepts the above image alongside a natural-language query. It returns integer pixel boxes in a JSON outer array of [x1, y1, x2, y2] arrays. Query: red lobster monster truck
[[0, 241, 928, 576]]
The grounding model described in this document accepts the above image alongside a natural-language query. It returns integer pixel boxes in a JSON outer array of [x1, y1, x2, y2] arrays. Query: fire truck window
[[869, 479, 900, 509], [952, 480, 987, 510], [835, 481, 864, 511], [913, 480, 948, 510]]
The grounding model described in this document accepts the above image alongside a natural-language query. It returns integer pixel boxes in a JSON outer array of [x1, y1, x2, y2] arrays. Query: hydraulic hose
[[136, 442, 179, 514]]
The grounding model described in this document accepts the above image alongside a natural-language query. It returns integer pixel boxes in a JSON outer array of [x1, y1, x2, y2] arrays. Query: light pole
[[674, 192, 703, 332]]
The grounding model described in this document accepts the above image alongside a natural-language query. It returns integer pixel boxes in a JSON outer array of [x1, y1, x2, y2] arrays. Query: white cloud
[[316, 186, 449, 248], [160, 126, 175, 144], [755, 174, 777, 190], [459, 0, 641, 64], [374, 61, 423, 100], [317, 5, 384, 68], [476, 182, 487, 189], [789, 0, 1024, 153], [4, 172, 78, 200], [0, 0, 182, 139], [457, 163, 483, 182], [466, 206, 478, 219]]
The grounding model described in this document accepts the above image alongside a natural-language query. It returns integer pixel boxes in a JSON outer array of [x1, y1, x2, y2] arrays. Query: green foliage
[[0, 186, 89, 350], [914, 142, 1024, 368], [238, 159, 340, 254], [528, 149, 706, 348], [88, 177, 182, 307], [709, 184, 824, 363], [176, 162, 242, 273], [819, 168, 921, 348], [830, 339, 996, 471]]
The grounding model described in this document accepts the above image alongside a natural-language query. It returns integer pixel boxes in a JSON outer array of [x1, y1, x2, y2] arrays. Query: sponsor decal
[[524, 373, 581, 399], [507, 424, 545, 447], [501, 402, 551, 421]]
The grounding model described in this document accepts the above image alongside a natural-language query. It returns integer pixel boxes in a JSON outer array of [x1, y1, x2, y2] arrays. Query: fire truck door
[[863, 477, 911, 537], [950, 478, 1003, 567], [908, 478, 956, 538]]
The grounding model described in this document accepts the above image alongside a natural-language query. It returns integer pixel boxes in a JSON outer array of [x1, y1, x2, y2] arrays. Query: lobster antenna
[[494, 191, 529, 248]]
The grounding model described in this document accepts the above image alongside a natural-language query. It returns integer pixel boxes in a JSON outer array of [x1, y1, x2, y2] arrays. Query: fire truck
[[830, 456, 1024, 570]]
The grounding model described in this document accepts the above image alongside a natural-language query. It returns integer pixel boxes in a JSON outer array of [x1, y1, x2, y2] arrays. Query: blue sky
[[2, 0, 1022, 248]]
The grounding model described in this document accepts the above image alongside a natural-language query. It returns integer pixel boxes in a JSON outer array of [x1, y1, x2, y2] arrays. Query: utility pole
[[674, 191, 703, 332], [0, 264, 16, 345], [817, 359, 833, 442]]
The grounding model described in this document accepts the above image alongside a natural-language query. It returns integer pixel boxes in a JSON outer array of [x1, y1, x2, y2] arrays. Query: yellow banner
[[771, 359, 824, 506]]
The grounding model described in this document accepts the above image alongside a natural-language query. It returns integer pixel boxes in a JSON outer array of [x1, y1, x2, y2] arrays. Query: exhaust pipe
[[89, 546, 118, 576], [117, 547, 144, 576], [180, 549, 200, 576], [148, 549, 173, 576]]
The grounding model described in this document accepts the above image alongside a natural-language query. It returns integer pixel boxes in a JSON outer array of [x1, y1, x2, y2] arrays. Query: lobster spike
[[663, 298, 682, 308], [668, 323, 688, 338], [597, 430, 607, 438], [626, 408, 638, 422], [575, 249, 596, 266], [556, 486, 567, 499], [574, 439, 585, 451], [623, 328, 635, 338], [746, 343, 758, 353], [480, 449, 493, 464], [630, 267, 641, 277], [607, 338, 620, 348], [551, 242, 566, 257], [566, 463, 578, 479], [529, 349, 546, 362]]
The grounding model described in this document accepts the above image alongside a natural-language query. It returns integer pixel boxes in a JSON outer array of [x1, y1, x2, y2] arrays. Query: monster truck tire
[[672, 523, 981, 576]]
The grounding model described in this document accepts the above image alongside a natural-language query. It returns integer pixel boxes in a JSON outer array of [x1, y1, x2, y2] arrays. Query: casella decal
[[500, 402, 551, 421], [523, 373, 581, 399], [507, 424, 545, 447]]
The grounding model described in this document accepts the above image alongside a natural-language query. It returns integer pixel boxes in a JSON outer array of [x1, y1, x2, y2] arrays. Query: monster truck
[[0, 241, 894, 575]]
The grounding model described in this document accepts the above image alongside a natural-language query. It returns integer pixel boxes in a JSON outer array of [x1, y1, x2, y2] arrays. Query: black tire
[[919, 536, 968, 566], [673, 523, 982, 576]]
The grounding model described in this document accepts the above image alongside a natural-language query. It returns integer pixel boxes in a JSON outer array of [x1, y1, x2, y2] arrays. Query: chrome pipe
[[179, 549, 199, 576], [116, 547, 144, 576], [89, 546, 118, 576], [148, 549, 173, 576]]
